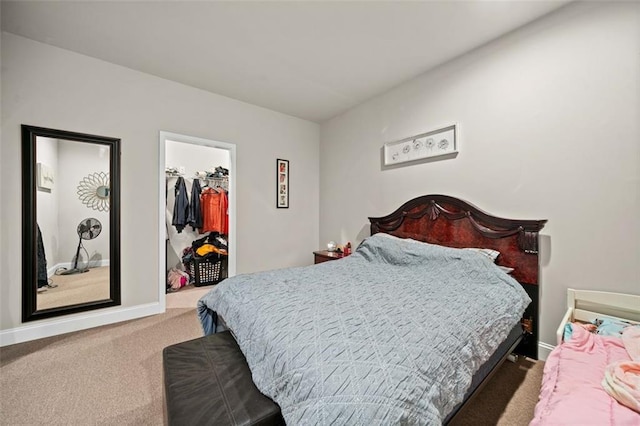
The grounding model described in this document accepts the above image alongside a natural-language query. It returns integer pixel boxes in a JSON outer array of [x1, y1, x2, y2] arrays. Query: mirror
[[22, 125, 121, 322], [97, 186, 109, 198]]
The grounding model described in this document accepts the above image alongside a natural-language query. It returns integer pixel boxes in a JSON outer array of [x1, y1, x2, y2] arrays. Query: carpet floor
[[0, 287, 544, 425]]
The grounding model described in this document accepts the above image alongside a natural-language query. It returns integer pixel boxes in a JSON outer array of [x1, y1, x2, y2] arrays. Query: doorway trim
[[158, 131, 237, 309]]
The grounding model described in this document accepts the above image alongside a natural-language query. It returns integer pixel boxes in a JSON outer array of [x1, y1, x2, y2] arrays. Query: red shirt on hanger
[[200, 188, 228, 235]]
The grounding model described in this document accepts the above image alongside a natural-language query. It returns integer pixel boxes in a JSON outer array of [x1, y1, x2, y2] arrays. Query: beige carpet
[[38, 266, 111, 311], [1, 287, 544, 425], [164, 284, 211, 309], [450, 357, 543, 426]]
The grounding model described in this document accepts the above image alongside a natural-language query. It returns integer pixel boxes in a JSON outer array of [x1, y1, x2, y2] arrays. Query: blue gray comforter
[[197, 234, 530, 425]]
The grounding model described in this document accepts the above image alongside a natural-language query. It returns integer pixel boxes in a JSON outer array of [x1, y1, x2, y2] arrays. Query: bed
[[197, 194, 547, 425], [531, 288, 640, 425]]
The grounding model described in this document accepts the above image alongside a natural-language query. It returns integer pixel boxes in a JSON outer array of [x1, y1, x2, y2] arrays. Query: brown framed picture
[[276, 159, 289, 208]]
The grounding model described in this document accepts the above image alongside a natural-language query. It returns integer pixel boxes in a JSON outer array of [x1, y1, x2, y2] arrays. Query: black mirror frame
[[22, 125, 121, 322]]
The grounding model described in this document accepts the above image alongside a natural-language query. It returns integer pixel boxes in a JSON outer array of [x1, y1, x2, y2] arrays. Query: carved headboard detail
[[369, 194, 547, 359], [369, 194, 546, 285]]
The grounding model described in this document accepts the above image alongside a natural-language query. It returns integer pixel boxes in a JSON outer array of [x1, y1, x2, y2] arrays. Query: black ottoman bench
[[163, 331, 285, 426]]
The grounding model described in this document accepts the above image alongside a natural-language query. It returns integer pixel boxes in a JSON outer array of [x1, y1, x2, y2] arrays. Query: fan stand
[[58, 235, 90, 275], [58, 217, 102, 276]]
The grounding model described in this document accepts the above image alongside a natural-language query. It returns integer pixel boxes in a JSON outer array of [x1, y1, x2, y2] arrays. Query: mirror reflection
[[22, 125, 120, 322], [35, 137, 111, 310], [97, 186, 110, 198]]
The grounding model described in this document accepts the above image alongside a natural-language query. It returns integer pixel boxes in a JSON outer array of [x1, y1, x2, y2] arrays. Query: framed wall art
[[277, 158, 289, 208], [37, 162, 54, 191], [383, 124, 457, 167]]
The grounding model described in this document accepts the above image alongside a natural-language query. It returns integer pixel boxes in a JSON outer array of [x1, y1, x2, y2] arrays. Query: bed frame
[[368, 194, 547, 359], [556, 288, 640, 344]]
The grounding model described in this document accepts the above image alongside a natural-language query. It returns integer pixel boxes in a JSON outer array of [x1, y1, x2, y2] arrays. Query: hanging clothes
[[36, 223, 48, 288], [200, 187, 228, 235], [172, 177, 189, 233], [187, 178, 203, 231]]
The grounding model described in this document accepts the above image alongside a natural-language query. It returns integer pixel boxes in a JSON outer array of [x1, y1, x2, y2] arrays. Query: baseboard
[[538, 341, 555, 361], [48, 260, 110, 277], [0, 302, 164, 347]]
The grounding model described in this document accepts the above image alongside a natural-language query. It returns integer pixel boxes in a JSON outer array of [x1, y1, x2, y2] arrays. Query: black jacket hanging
[[36, 223, 48, 286], [172, 177, 189, 233], [187, 179, 203, 231]]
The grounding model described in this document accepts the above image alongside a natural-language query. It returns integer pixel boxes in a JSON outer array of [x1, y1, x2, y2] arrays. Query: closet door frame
[[158, 131, 236, 308]]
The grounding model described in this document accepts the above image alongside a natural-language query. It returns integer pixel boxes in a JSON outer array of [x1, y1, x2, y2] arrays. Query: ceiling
[[1, 1, 570, 123]]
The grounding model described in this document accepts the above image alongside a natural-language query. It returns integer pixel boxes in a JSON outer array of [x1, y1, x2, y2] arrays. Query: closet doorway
[[158, 131, 236, 307]]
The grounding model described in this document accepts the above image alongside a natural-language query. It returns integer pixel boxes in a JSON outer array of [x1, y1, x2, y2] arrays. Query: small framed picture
[[276, 159, 289, 208], [37, 162, 54, 191]]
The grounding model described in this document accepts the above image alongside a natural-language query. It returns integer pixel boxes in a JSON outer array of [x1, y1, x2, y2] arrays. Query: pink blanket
[[531, 325, 640, 425], [602, 327, 640, 413]]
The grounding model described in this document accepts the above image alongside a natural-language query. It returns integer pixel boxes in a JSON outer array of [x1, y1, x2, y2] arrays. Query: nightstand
[[313, 250, 344, 264]]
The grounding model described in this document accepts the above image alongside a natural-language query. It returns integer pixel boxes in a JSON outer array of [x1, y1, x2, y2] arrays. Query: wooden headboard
[[368, 194, 547, 359]]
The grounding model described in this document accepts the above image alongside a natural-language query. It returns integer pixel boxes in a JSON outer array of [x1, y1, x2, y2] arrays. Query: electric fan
[[59, 218, 102, 275]]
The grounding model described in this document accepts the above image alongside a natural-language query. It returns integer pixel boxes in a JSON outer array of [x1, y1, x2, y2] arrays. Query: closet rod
[[165, 174, 228, 181]]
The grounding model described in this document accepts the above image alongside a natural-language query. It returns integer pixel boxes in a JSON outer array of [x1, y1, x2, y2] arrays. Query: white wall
[[35, 137, 60, 267], [0, 7, 2, 298], [319, 1, 640, 352], [1, 33, 319, 337], [165, 140, 230, 177], [56, 139, 110, 267]]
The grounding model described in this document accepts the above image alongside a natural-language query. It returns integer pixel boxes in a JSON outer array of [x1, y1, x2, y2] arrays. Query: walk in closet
[[165, 140, 231, 292]]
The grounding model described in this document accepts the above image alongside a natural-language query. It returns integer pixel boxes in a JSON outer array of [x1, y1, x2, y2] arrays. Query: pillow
[[497, 265, 514, 274], [371, 233, 433, 247], [464, 247, 500, 262], [564, 319, 640, 341], [373, 233, 403, 240], [594, 318, 640, 338], [464, 248, 514, 273], [373, 235, 503, 262], [371, 234, 513, 273]]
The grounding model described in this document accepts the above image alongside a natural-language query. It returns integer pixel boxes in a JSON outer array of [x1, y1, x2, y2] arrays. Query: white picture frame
[[37, 162, 54, 190], [383, 124, 457, 167]]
